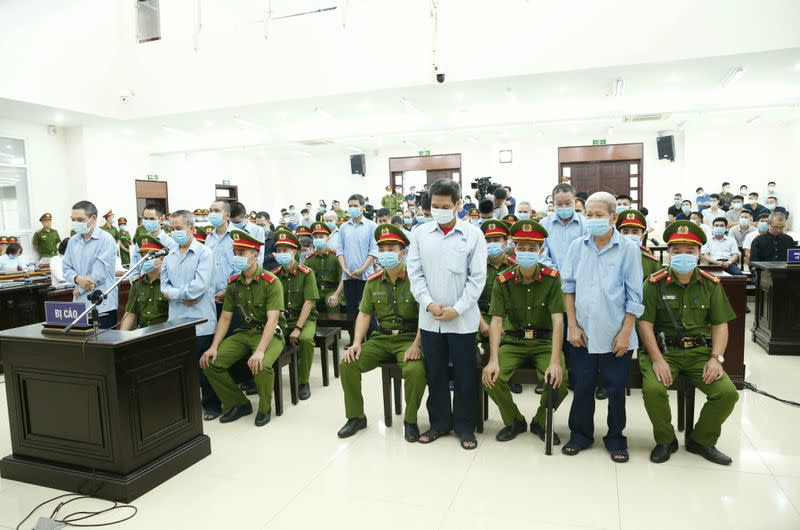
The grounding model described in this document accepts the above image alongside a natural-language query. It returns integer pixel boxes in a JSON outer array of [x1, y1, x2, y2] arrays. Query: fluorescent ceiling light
[[232, 116, 266, 128], [53, 114, 64, 124], [400, 97, 420, 114], [721, 66, 744, 88], [504, 88, 516, 102], [613, 78, 624, 97], [745, 115, 760, 124], [161, 126, 190, 136], [314, 106, 334, 120], [677, 121, 687, 131], [456, 92, 465, 102]]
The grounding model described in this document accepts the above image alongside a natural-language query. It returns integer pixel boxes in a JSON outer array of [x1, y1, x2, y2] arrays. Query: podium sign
[[44, 302, 88, 327]]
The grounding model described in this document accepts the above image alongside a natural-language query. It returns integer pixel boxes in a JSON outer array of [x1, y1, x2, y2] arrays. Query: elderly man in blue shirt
[[560, 191, 644, 463], [331, 194, 378, 316], [161, 210, 222, 421], [408, 178, 487, 450], [63, 200, 119, 329]]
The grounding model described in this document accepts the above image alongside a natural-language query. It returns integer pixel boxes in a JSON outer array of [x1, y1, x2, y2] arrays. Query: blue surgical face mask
[[670, 253, 698, 274], [348, 206, 362, 219], [72, 220, 89, 235], [119, 225, 127, 231], [416, 216, 433, 224], [739, 217, 750, 228], [162, 220, 170, 227], [377, 251, 400, 269], [232, 255, 251, 272], [731, 202, 742, 210], [758, 221, 769, 232], [712, 226, 726, 236], [556, 207, 574, 220], [171, 229, 189, 246], [674, 200, 682, 207], [623, 233, 642, 244], [681, 205, 691, 214], [232, 221, 246, 229], [208, 213, 225, 228], [585, 217, 612, 237], [143, 219, 160, 233], [616, 205, 629, 213], [765, 203, 776, 211], [486, 242, 504, 258], [517, 212, 531, 220], [403, 218, 413, 226], [325, 222, 337, 231], [141, 260, 157, 274], [515, 251, 540, 269], [276, 252, 294, 266], [313, 238, 326, 249]]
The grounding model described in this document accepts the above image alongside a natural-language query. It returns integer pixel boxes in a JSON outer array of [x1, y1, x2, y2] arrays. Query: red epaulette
[[507, 257, 518, 265], [297, 264, 312, 274], [260, 272, 277, 284], [698, 269, 720, 283], [540, 266, 560, 278], [228, 274, 240, 284], [648, 268, 669, 283], [642, 250, 659, 262], [496, 269, 517, 284], [271, 266, 281, 275], [367, 270, 383, 282]]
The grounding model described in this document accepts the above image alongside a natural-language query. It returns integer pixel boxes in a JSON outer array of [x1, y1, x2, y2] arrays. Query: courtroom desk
[[750, 262, 800, 355], [0, 318, 211, 502], [47, 282, 132, 324], [0, 276, 52, 331]]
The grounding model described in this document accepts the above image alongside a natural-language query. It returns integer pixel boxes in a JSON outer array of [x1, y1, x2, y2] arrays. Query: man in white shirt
[[49, 238, 69, 286], [690, 212, 712, 240], [728, 210, 757, 247], [701, 194, 725, 226], [701, 217, 742, 275]]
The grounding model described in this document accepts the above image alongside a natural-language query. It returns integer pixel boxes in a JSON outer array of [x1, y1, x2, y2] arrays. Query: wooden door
[[427, 169, 456, 186]]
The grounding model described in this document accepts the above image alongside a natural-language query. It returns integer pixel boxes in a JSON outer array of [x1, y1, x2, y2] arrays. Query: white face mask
[[431, 207, 455, 225]]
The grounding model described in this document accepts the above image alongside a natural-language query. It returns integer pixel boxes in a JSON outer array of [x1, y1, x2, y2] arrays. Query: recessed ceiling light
[[54, 114, 64, 124], [746, 115, 760, 125], [456, 92, 465, 102], [504, 88, 516, 102], [613, 78, 624, 97], [721, 66, 744, 88]]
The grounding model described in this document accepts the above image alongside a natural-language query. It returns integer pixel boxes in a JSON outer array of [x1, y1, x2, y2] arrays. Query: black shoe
[[745, 305, 751, 314], [254, 410, 271, 427], [686, 437, 733, 465], [240, 381, 258, 396], [510, 383, 523, 394], [495, 419, 527, 442], [649, 438, 679, 463], [404, 422, 420, 443], [534, 383, 543, 395], [530, 421, 561, 445], [594, 386, 608, 400], [337, 417, 367, 438], [219, 402, 253, 423], [299, 383, 311, 400]]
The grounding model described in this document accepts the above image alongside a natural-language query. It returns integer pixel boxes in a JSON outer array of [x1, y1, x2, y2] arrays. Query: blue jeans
[[567, 347, 632, 451], [723, 263, 743, 275], [196, 334, 222, 414]]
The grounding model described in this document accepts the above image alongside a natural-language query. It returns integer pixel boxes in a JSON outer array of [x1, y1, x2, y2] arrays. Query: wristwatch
[[711, 354, 725, 363]]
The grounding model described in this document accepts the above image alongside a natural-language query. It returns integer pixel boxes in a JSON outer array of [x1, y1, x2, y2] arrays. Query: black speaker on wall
[[657, 135, 675, 161], [350, 154, 365, 176]]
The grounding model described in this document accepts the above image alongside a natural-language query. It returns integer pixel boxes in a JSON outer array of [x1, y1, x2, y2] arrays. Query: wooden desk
[[750, 262, 800, 355], [0, 277, 52, 332]]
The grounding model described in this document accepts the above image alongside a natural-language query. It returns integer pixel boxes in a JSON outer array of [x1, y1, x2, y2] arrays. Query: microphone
[[146, 248, 170, 259]]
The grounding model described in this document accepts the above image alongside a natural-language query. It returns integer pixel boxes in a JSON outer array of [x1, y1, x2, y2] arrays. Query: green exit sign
[[592, 139, 607, 145], [419, 150, 430, 156], [146, 174, 159, 181], [222, 179, 231, 185]]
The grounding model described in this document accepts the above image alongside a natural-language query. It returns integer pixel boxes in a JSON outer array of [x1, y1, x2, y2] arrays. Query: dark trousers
[[343, 279, 366, 316], [567, 347, 632, 451], [196, 334, 222, 414], [421, 330, 477, 436], [723, 263, 743, 275], [216, 303, 253, 385], [96, 310, 118, 330]]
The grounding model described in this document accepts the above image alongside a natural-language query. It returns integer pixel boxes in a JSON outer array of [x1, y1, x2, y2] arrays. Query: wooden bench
[[315, 326, 341, 386], [317, 312, 356, 343], [273, 345, 298, 416]]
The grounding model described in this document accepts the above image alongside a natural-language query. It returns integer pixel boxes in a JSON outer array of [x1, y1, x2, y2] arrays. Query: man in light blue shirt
[[230, 201, 265, 265], [560, 192, 644, 463], [332, 194, 378, 316], [161, 209, 221, 420], [541, 183, 585, 269], [130, 203, 178, 272], [205, 200, 236, 304], [407, 179, 487, 450], [62, 200, 119, 329]]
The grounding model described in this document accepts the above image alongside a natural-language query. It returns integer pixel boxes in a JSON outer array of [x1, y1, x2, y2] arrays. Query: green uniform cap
[[663, 219, 706, 246], [374, 223, 410, 247], [274, 227, 301, 249], [230, 228, 263, 250], [615, 209, 647, 231], [136, 234, 166, 251], [481, 219, 511, 238], [508, 219, 548, 241]]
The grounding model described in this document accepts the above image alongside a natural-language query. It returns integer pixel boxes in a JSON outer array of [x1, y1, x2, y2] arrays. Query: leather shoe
[[404, 422, 420, 442], [337, 417, 367, 438], [534, 383, 543, 395], [240, 381, 258, 396], [686, 437, 733, 465], [495, 419, 527, 442], [219, 402, 253, 423], [649, 438, 679, 463], [530, 421, 561, 445], [299, 383, 311, 400], [594, 386, 608, 400], [510, 383, 523, 394], [254, 410, 271, 427]]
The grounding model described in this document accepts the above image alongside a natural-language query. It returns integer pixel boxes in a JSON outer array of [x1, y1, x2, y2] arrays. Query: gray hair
[[211, 200, 231, 214], [322, 210, 338, 223], [170, 210, 195, 227], [769, 212, 786, 224], [517, 201, 532, 211], [586, 192, 616, 215]]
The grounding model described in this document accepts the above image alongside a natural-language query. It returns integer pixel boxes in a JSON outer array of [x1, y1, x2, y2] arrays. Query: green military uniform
[[124, 234, 168, 327], [204, 229, 287, 415], [639, 245, 662, 277], [484, 220, 569, 430], [118, 217, 131, 266], [639, 220, 738, 448], [304, 222, 342, 311], [100, 211, 120, 243], [272, 228, 319, 386], [616, 209, 661, 277], [32, 229, 61, 258], [478, 220, 515, 345], [339, 224, 426, 424], [381, 191, 404, 213]]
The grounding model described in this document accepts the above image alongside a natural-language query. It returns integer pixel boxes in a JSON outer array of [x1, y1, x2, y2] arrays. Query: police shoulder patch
[[228, 274, 240, 284], [541, 266, 560, 278], [698, 269, 720, 283], [367, 271, 383, 282], [497, 270, 517, 284], [297, 264, 312, 274], [642, 250, 659, 262], [648, 268, 669, 283], [507, 257, 518, 266], [271, 266, 282, 275], [260, 272, 277, 284]]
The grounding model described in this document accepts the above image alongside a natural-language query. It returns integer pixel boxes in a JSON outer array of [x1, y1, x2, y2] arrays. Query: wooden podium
[[751, 262, 800, 355], [0, 318, 211, 502]]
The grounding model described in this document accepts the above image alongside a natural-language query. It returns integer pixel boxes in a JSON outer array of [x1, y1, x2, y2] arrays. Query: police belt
[[243, 323, 283, 336], [664, 335, 709, 349], [375, 323, 417, 335], [318, 282, 336, 290], [506, 328, 552, 340]]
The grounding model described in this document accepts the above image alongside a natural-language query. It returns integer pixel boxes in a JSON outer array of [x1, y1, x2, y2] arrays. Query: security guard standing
[[305, 221, 343, 311], [120, 235, 168, 330], [272, 227, 319, 400], [338, 224, 426, 442], [616, 209, 661, 277], [200, 229, 286, 426], [381, 185, 403, 213], [31, 213, 61, 262], [100, 210, 120, 243], [638, 220, 738, 465], [118, 217, 132, 266], [482, 220, 569, 443]]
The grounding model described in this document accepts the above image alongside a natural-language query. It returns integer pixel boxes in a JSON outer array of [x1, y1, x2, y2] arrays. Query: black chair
[[317, 312, 356, 343], [273, 345, 298, 416], [379, 361, 403, 427], [675, 374, 696, 440], [314, 326, 341, 386]]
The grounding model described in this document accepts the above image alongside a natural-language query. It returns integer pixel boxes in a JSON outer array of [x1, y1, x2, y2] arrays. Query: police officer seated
[[119, 235, 168, 330], [637, 220, 739, 465]]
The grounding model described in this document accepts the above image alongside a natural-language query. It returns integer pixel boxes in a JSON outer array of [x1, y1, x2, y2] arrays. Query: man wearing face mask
[[100, 210, 120, 245], [229, 202, 265, 266], [483, 220, 569, 443], [120, 236, 168, 330], [764, 196, 790, 219], [616, 210, 662, 277], [468, 208, 481, 226], [32, 213, 60, 264], [750, 212, 794, 263], [305, 222, 343, 311], [331, 194, 378, 318], [743, 192, 768, 220], [0, 242, 26, 271], [206, 201, 236, 309], [743, 213, 770, 269], [515, 201, 534, 220], [200, 229, 286, 427], [676, 200, 692, 221], [638, 220, 738, 465], [338, 224, 426, 441], [541, 184, 585, 270], [271, 228, 319, 400], [695, 188, 710, 214], [63, 201, 120, 329], [724, 195, 747, 228], [667, 193, 683, 222], [718, 182, 734, 210], [298, 236, 314, 264], [130, 203, 178, 272], [728, 210, 756, 247], [701, 194, 725, 226], [615, 194, 633, 214], [560, 192, 644, 463], [764, 181, 780, 203], [407, 178, 487, 450], [117, 217, 132, 266], [701, 218, 742, 275]]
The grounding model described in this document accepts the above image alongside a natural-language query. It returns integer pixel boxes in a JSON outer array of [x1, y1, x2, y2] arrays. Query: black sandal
[[561, 442, 582, 456], [459, 433, 478, 450], [610, 450, 629, 463], [418, 430, 449, 444]]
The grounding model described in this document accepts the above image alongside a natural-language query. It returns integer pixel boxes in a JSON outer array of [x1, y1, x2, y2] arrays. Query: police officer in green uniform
[[120, 235, 168, 330], [271, 227, 319, 400], [305, 221, 343, 311], [381, 185, 403, 213], [337, 224, 426, 442], [100, 210, 120, 243], [482, 220, 569, 443], [638, 220, 739, 465], [616, 209, 661, 277], [31, 213, 61, 261], [118, 217, 132, 266], [200, 229, 286, 427]]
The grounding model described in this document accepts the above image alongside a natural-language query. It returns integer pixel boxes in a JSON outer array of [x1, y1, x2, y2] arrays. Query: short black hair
[[739, 210, 752, 217], [230, 201, 247, 218], [289, 205, 295, 209], [640, 206, 649, 216], [301, 209, 309, 215], [504, 186, 512, 192], [478, 199, 495, 214], [758, 213, 770, 221], [493, 187, 507, 200], [419, 192, 431, 210], [428, 178, 461, 204], [6, 242, 21, 255], [256, 211, 270, 220], [768, 181, 776, 185], [348, 194, 365, 206], [722, 181, 730, 186], [732, 195, 744, 201], [695, 187, 705, 193], [748, 192, 759, 198], [391, 215, 403, 225], [58, 238, 70, 256], [376, 208, 390, 218], [72, 200, 98, 218], [674, 192, 682, 197], [616, 194, 632, 202], [280, 208, 287, 213], [766, 196, 778, 202], [709, 193, 720, 200], [143, 202, 164, 216], [299, 236, 313, 248], [713, 216, 728, 226], [552, 183, 576, 198], [681, 199, 692, 206]]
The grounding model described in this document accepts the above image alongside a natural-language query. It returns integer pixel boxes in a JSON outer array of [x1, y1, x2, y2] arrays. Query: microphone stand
[[63, 251, 159, 335]]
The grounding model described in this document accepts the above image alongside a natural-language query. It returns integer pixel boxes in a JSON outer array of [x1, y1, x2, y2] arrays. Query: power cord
[[744, 381, 800, 408], [15, 493, 137, 529]]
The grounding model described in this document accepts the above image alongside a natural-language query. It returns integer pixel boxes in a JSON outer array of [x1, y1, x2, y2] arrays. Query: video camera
[[470, 177, 501, 199]]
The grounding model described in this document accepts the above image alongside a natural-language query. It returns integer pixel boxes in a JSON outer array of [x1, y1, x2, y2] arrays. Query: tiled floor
[[1, 308, 799, 530]]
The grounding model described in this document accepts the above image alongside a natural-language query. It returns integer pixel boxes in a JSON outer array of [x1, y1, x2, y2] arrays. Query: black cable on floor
[[16, 493, 137, 529], [744, 381, 800, 407]]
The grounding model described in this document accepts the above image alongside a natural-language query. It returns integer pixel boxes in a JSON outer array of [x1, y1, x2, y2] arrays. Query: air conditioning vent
[[624, 113, 670, 123], [298, 139, 335, 146]]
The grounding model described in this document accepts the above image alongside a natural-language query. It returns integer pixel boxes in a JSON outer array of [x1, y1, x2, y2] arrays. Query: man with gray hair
[[515, 201, 534, 220], [749, 211, 794, 262], [560, 191, 644, 463]]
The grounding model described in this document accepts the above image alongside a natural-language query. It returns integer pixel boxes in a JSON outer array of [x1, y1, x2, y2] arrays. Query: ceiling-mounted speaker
[[47, 125, 58, 136], [350, 154, 365, 176], [657, 135, 675, 161]]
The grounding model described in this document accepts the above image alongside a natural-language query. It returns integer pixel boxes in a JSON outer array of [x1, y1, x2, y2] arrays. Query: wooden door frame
[[388, 153, 462, 190], [134, 179, 169, 213], [558, 143, 643, 206]]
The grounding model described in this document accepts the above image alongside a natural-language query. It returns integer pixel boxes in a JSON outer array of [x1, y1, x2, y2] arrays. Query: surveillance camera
[[436, 73, 445, 84], [119, 88, 136, 104]]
